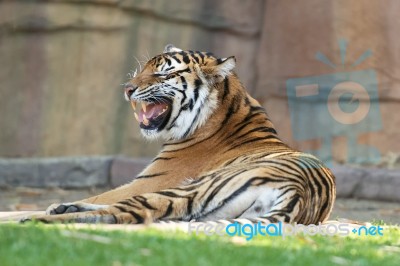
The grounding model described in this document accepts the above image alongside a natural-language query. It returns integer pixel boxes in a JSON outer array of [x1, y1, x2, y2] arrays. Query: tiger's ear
[[164, 44, 183, 53], [202, 56, 236, 83]]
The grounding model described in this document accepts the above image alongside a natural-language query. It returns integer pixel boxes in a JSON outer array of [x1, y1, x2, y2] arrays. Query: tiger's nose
[[125, 84, 137, 98]]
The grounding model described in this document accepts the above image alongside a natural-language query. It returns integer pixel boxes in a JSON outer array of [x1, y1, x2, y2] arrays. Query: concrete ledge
[[333, 165, 400, 202], [0, 157, 399, 201], [0, 157, 113, 188]]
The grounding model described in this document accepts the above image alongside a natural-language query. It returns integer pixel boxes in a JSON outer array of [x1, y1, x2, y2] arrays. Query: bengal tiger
[[26, 45, 336, 225]]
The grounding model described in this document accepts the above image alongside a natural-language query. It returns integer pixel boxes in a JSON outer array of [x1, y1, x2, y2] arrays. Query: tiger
[[26, 44, 336, 225]]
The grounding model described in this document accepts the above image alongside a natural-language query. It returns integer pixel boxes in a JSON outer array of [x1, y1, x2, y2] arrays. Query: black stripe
[[284, 195, 300, 213], [167, 101, 186, 130], [231, 93, 243, 113], [234, 200, 257, 218], [227, 135, 278, 151], [118, 199, 139, 208], [175, 67, 191, 74], [198, 52, 205, 62], [164, 66, 175, 72], [222, 78, 229, 101], [180, 76, 187, 90], [114, 205, 144, 223], [233, 126, 277, 141], [227, 122, 277, 142], [244, 96, 251, 106], [128, 210, 144, 223], [182, 55, 190, 64], [155, 190, 182, 198], [225, 121, 253, 140], [264, 216, 279, 223], [152, 157, 174, 162], [253, 158, 301, 172], [111, 214, 118, 223], [181, 99, 194, 111], [192, 55, 200, 64], [159, 200, 174, 219], [136, 172, 168, 179], [162, 137, 194, 147], [186, 192, 197, 215], [194, 79, 202, 102], [133, 196, 158, 210], [182, 107, 201, 138]]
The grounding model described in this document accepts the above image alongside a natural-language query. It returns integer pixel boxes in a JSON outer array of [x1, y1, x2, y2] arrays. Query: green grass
[[0, 223, 399, 266]]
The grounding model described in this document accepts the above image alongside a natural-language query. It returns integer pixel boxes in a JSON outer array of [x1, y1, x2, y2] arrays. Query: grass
[[0, 222, 399, 266]]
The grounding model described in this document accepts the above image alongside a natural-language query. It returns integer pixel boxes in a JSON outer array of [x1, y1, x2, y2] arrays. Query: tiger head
[[124, 44, 236, 140]]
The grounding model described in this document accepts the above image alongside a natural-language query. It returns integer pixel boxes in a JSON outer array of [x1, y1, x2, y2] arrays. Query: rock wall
[[0, 0, 264, 158], [0, 0, 398, 163], [256, 0, 400, 163]]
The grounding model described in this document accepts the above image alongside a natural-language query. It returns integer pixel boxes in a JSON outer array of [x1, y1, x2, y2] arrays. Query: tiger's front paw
[[46, 202, 109, 215], [46, 203, 78, 215]]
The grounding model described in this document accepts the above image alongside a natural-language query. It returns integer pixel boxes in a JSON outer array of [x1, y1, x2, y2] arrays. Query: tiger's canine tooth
[[142, 102, 147, 112], [134, 112, 139, 122], [131, 101, 136, 110]]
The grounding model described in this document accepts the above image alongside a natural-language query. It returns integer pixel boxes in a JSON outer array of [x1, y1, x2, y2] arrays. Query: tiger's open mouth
[[130, 100, 172, 130]]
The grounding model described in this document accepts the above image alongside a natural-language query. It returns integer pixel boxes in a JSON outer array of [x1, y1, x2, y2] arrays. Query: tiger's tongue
[[138, 103, 168, 122]]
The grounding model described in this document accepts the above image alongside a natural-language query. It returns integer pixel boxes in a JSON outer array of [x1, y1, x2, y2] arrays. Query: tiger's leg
[[45, 175, 186, 215], [25, 167, 314, 224]]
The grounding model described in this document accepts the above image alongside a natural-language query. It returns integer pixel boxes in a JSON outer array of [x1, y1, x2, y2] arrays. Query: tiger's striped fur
[[30, 45, 336, 225]]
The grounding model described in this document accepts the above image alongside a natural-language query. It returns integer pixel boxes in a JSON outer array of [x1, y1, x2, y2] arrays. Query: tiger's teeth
[[131, 101, 136, 110], [134, 112, 139, 122], [143, 115, 149, 126], [142, 102, 147, 113]]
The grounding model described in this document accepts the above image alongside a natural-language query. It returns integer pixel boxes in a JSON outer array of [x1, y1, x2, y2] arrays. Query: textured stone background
[[0, 0, 399, 163]]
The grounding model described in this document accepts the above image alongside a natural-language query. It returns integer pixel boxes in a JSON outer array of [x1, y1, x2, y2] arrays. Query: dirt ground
[[0, 187, 399, 224]]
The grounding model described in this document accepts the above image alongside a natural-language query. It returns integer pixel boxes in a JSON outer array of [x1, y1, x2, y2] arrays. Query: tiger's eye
[[166, 73, 176, 79]]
